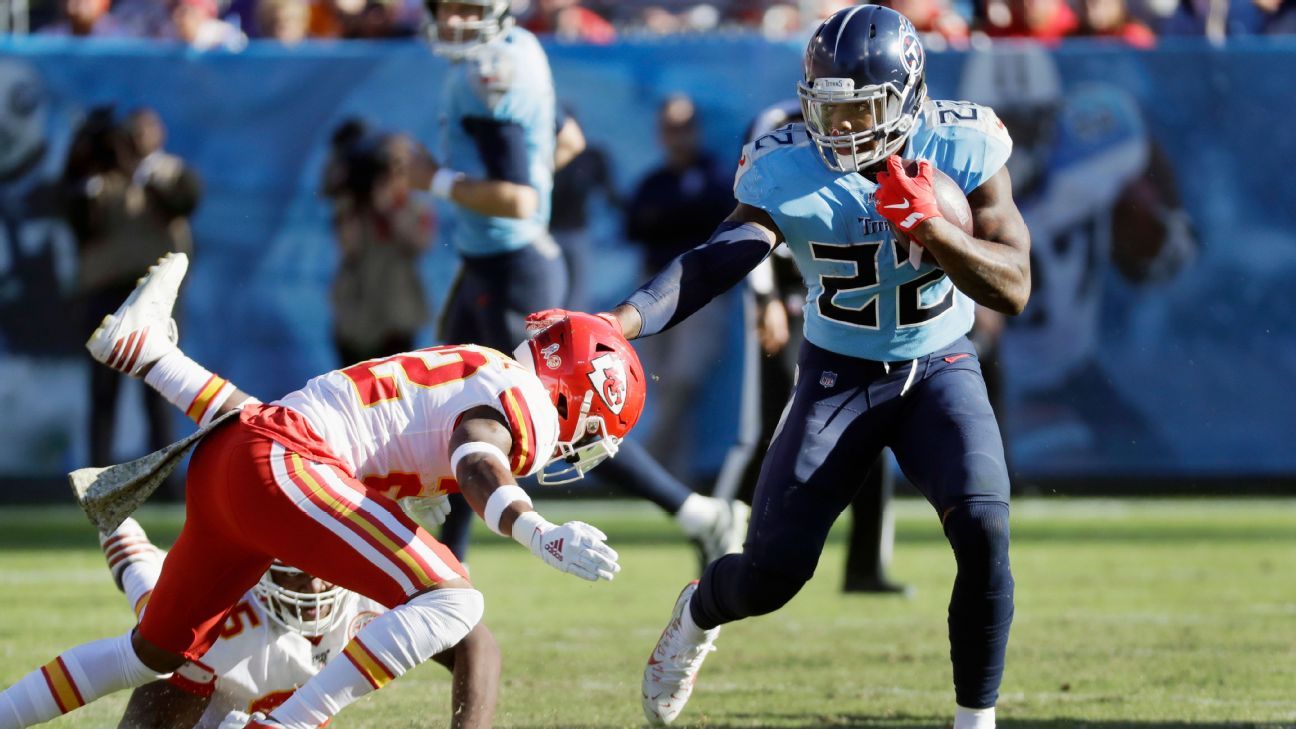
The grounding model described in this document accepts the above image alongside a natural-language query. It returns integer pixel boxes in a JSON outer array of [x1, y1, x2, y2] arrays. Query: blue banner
[[0, 36, 1292, 481]]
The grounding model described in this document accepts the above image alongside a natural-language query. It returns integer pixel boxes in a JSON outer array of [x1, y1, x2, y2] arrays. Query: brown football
[[887, 159, 974, 267]]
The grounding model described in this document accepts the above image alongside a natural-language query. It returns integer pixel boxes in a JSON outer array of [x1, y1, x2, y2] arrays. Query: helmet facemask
[[798, 74, 926, 173], [539, 392, 621, 485], [424, 0, 512, 60], [253, 563, 349, 638]]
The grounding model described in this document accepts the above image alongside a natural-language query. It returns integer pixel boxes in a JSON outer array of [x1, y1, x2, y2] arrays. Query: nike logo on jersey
[[883, 200, 911, 210]]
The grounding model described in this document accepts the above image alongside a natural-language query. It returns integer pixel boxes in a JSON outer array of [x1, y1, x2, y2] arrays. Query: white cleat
[[642, 581, 719, 726], [86, 252, 188, 377], [695, 498, 750, 567], [99, 516, 163, 592]]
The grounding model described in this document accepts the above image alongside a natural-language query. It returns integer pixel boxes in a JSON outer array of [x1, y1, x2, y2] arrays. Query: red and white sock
[[0, 632, 165, 729], [99, 518, 164, 618], [143, 350, 237, 426], [268, 588, 484, 729]]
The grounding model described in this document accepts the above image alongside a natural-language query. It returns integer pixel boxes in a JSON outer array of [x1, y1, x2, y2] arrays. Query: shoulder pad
[[923, 100, 1012, 147], [735, 122, 808, 194], [467, 43, 517, 110]]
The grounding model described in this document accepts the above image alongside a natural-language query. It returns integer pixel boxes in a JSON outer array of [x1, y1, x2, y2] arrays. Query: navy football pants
[[691, 337, 1014, 709]]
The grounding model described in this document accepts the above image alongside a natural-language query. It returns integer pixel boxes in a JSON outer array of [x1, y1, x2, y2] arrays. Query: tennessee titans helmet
[[424, 0, 512, 60], [798, 5, 928, 173]]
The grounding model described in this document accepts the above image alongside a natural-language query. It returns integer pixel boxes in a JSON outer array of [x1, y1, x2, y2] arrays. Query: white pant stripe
[[268, 443, 415, 594], [307, 461, 458, 583]]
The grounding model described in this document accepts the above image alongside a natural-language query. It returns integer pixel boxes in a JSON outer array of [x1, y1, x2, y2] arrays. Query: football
[[888, 159, 974, 267]]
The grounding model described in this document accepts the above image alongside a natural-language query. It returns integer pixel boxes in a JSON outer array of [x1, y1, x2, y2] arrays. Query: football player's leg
[[237, 444, 480, 728], [431, 624, 500, 729], [644, 343, 884, 725], [99, 517, 165, 619], [843, 454, 909, 594], [890, 345, 1012, 724], [0, 425, 266, 729]]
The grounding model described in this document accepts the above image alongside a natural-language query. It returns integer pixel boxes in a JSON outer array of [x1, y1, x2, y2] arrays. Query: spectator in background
[[982, 0, 1079, 41], [523, 0, 617, 42], [1075, 0, 1157, 45], [625, 94, 734, 479], [548, 105, 621, 312], [64, 105, 200, 476], [167, 0, 248, 49], [322, 120, 434, 365], [257, 0, 311, 41], [876, 0, 970, 46], [38, 0, 129, 36]]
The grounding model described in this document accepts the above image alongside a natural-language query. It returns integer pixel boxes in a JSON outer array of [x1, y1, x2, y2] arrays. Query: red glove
[[524, 309, 623, 335], [874, 156, 941, 233]]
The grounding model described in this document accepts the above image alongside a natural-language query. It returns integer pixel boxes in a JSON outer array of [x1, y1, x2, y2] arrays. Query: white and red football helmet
[[514, 313, 646, 485], [252, 562, 351, 638]]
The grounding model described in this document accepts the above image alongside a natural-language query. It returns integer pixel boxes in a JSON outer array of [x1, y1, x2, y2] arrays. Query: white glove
[[514, 514, 620, 582], [400, 493, 452, 530]]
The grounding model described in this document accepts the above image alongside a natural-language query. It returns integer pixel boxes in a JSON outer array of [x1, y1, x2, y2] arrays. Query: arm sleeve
[[621, 221, 776, 337], [459, 117, 530, 185]]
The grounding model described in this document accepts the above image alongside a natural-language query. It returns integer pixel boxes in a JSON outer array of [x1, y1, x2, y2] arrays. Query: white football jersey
[[275, 345, 560, 499], [179, 591, 385, 728]]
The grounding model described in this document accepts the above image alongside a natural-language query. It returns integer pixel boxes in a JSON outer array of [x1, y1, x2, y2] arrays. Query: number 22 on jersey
[[339, 346, 492, 408]]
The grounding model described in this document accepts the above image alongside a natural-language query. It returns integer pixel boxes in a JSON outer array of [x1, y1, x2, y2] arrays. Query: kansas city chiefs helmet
[[513, 313, 646, 485]]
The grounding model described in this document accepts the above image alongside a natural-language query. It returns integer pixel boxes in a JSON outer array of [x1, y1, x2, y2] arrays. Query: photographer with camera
[[64, 105, 201, 475], [321, 119, 434, 366]]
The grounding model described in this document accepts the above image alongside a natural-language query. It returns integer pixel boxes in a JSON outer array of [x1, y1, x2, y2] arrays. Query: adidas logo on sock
[[545, 537, 564, 561]]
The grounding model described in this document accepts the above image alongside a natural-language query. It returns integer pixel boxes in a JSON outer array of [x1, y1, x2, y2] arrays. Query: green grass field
[[1, 499, 1293, 729]]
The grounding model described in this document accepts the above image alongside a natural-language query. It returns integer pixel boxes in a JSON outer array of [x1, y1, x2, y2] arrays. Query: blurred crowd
[[8, 0, 1295, 48]]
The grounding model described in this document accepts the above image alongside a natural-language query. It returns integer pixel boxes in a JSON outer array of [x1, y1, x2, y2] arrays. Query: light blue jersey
[[734, 99, 1012, 361], [439, 26, 555, 256]]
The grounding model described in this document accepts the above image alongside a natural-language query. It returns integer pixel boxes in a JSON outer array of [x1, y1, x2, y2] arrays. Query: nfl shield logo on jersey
[[588, 353, 628, 415], [819, 371, 837, 388]]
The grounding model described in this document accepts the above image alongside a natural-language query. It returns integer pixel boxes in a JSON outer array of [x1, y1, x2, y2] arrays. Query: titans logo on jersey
[[734, 98, 1012, 361], [438, 26, 556, 256]]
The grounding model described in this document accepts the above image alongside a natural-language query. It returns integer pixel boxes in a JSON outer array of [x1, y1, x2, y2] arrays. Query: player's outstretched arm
[[449, 407, 620, 582], [117, 680, 211, 729], [878, 159, 1031, 315], [411, 142, 539, 220], [605, 203, 783, 340]]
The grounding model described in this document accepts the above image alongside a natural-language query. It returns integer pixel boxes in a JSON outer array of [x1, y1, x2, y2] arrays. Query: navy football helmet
[[424, 0, 512, 59], [798, 5, 928, 173]]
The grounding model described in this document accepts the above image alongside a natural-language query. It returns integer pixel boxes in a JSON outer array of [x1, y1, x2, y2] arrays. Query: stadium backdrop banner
[[0, 37, 1292, 488]]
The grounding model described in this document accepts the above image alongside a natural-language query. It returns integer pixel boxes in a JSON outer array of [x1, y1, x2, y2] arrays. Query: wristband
[[450, 441, 511, 476], [484, 485, 532, 536], [431, 168, 464, 199], [510, 510, 552, 550]]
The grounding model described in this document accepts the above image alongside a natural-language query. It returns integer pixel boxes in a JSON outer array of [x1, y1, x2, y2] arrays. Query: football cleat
[[642, 581, 719, 726], [692, 498, 749, 570], [99, 516, 163, 592], [86, 251, 188, 377]]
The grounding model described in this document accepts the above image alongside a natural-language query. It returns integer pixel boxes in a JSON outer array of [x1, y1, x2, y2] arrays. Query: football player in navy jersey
[[535, 6, 1031, 727], [415, 0, 746, 567]]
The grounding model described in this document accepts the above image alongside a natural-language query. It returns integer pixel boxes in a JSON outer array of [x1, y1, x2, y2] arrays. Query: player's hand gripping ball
[[874, 156, 974, 267]]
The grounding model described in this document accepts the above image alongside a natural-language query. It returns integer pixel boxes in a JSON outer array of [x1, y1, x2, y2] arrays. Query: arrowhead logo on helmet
[[514, 312, 646, 485], [588, 353, 628, 415]]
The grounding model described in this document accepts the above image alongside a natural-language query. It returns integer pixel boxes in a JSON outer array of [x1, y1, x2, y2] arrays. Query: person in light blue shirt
[[416, 0, 747, 567]]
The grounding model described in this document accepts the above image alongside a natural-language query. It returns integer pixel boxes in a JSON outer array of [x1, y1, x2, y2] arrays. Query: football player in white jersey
[[0, 251, 643, 729], [99, 516, 498, 729]]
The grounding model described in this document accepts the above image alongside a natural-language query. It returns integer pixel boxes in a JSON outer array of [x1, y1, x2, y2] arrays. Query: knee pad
[[943, 502, 1012, 585]]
